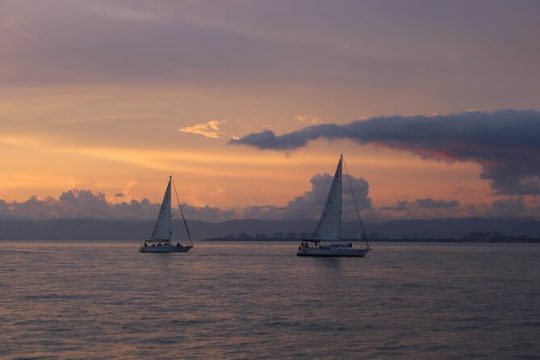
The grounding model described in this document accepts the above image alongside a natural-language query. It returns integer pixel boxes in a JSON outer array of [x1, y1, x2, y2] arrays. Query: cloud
[[483, 197, 528, 219], [0, 190, 155, 219], [4, 2, 366, 87], [295, 115, 321, 124], [240, 173, 372, 221], [284, 173, 372, 220], [1, 185, 537, 222], [379, 196, 540, 220], [2, 0, 540, 108], [0, 170, 372, 222], [414, 198, 460, 209], [180, 120, 224, 139], [384, 198, 460, 211], [180, 203, 236, 223], [84, 3, 166, 23], [0, 16, 35, 38], [231, 109, 540, 195], [0, 189, 235, 221]]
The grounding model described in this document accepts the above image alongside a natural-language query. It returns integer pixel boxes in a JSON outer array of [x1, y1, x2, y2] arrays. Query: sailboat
[[297, 155, 371, 257], [140, 176, 193, 253]]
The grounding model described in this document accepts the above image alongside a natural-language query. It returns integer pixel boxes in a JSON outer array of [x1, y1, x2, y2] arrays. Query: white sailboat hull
[[297, 246, 371, 257], [140, 245, 192, 253]]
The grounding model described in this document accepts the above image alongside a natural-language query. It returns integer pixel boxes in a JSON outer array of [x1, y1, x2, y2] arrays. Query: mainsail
[[150, 177, 172, 241], [312, 155, 342, 241]]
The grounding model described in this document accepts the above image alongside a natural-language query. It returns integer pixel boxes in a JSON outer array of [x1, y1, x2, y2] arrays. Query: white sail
[[150, 177, 172, 241], [312, 156, 342, 241]]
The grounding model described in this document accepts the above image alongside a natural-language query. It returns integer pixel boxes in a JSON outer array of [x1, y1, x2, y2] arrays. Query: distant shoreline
[[2, 238, 540, 243], [2, 217, 539, 242], [202, 237, 540, 243]]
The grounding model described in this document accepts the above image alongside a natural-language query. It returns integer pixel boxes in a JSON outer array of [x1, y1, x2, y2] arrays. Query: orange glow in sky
[[1, 1, 539, 219]]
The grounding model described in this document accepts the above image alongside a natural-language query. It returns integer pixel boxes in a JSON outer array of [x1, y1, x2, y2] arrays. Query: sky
[[1, 0, 539, 221]]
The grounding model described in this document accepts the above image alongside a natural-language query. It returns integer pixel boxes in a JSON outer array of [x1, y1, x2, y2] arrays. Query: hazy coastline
[[2, 217, 539, 241]]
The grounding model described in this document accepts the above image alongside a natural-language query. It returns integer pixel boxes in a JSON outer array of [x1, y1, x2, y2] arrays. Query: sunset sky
[[1, 0, 539, 220]]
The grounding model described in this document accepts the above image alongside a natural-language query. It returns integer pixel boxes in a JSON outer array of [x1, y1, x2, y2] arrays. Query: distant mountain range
[[1, 217, 539, 241]]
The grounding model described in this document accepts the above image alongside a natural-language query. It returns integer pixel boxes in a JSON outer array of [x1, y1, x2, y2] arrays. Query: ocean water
[[0, 241, 539, 360]]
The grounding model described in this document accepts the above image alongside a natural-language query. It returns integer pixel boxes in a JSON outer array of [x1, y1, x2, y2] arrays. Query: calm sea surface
[[0, 241, 539, 359]]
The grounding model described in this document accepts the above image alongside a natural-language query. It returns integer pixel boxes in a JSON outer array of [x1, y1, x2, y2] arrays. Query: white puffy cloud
[[239, 173, 372, 221], [1, 181, 536, 222]]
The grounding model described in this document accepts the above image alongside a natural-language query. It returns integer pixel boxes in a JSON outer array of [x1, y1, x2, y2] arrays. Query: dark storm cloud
[[231, 109, 540, 195]]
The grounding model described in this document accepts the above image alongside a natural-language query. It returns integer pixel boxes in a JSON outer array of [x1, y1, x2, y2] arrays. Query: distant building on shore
[[465, 232, 503, 241]]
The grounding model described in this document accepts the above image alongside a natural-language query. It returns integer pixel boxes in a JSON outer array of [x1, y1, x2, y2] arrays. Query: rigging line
[[343, 158, 370, 248], [172, 178, 193, 244]]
